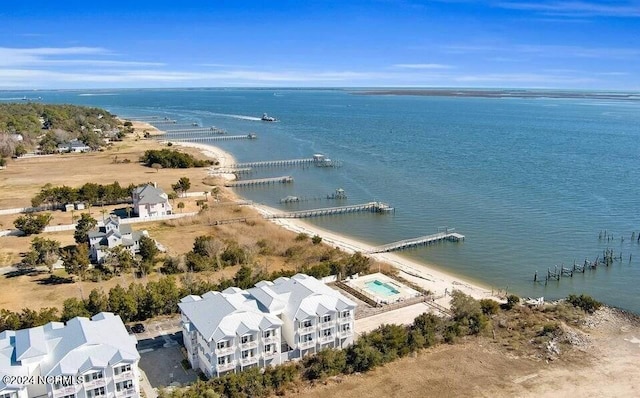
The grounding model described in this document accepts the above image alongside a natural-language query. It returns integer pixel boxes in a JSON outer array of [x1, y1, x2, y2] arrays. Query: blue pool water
[[365, 280, 401, 297]]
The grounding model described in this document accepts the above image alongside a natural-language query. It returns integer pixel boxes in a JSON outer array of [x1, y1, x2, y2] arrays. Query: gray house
[[88, 215, 145, 263]]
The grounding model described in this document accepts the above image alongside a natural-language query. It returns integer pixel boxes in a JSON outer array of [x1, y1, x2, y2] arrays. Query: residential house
[[0, 312, 140, 398], [88, 215, 145, 263], [179, 274, 356, 377], [131, 184, 172, 218], [57, 139, 91, 153]]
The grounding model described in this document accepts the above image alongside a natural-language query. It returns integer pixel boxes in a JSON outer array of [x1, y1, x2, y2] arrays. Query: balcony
[[320, 320, 334, 328], [216, 361, 236, 372], [83, 378, 106, 390], [298, 340, 315, 349], [215, 346, 235, 355], [298, 325, 315, 334], [240, 356, 259, 366], [262, 350, 278, 359], [52, 384, 80, 398], [319, 334, 334, 343], [339, 316, 352, 323], [116, 387, 137, 397], [262, 335, 279, 344], [338, 329, 353, 337], [240, 340, 258, 350], [114, 370, 134, 382]]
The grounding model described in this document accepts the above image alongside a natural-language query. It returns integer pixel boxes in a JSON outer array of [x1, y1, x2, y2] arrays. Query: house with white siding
[[0, 312, 140, 398], [88, 215, 145, 263], [179, 274, 356, 377], [131, 184, 172, 218]]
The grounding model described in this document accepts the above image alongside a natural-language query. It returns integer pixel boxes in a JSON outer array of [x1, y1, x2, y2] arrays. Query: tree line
[[30, 181, 137, 208], [140, 148, 216, 168]]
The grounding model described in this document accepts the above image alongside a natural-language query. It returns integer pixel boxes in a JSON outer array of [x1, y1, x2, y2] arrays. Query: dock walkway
[[230, 155, 339, 169], [163, 127, 226, 134], [370, 231, 464, 253], [271, 202, 394, 219], [162, 134, 256, 142], [225, 176, 293, 187]]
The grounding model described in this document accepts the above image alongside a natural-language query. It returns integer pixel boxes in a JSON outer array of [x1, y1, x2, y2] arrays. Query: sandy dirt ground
[[295, 307, 640, 398]]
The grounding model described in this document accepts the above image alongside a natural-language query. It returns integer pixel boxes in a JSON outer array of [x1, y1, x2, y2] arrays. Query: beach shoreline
[[144, 121, 498, 302]]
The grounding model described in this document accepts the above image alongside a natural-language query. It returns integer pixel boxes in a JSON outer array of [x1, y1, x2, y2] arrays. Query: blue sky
[[1, 1, 639, 89]]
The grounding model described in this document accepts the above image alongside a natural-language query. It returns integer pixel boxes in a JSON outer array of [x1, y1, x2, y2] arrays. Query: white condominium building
[[179, 274, 356, 377], [0, 313, 140, 398]]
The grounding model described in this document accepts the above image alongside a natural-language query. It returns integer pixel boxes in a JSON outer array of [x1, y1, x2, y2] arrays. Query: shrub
[[503, 294, 520, 310], [480, 298, 500, 315], [14, 213, 52, 235], [295, 232, 309, 241], [566, 294, 602, 314], [311, 235, 322, 245]]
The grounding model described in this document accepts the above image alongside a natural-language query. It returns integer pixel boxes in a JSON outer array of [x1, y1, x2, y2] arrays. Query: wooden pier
[[230, 154, 340, 169], [225, 176, 293, 187], [150, 119, 177, 124], [369, 230, 465, 254], [163, 127, 227, 135], [163, 134, 257, 142], [271, 202, 394, 219], [209, 167, 253, 176]]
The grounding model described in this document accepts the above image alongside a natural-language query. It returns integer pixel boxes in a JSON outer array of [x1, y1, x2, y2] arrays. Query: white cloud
[[495, 1, 640, 18], [392, 63, 454, 69]]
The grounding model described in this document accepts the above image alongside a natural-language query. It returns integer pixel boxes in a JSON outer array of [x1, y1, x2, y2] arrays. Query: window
[[217, 341, 226, 349], [342, 324, 351, 332], [84, 371, 103, 382], [342, 310, 350, 318], [218, 356, 228, 365], [242, 350, 253, 359], [61, 395, 75, 398], [301, 320, 312, 328], [0, 393, 18, 398], [322, 328, 332, 337], [263, 330, 271, 338], [88, 387, 105, 397], [241, 335, 251, 344], [323, 314, 331, 323], [116, 380, 133, 392], [114, 363, 132, 375], [300, 333, 313, 343], [264, 344, 272, 353]]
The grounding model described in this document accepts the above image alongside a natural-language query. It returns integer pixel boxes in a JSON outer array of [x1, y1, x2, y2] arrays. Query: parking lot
[[133, 316, 198, 389]]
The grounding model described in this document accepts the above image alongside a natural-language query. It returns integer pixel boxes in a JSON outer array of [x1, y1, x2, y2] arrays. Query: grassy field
[[0, 124, 390, 312]]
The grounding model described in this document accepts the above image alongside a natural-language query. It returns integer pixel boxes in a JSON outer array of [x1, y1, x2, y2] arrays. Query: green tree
[[450, 291, 488, 335], [61, 298, 90, 321], [14, 213, 52, 235], [108, 285, 137, 322], [38, 131, 58, 154], [61, 244, 90, 278], [74, 213, 97, 244], [177, 202, 185, 212], [138, 235, 159, 263], [103, 246, 137, 274], [303, 349, 347, 380], [26, 237, 60, 272], [86, 289, 109, 315], [172, 177, 191, 197], [161, 256, 183, 274]]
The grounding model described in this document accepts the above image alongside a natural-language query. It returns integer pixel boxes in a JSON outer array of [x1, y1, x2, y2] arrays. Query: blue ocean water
[[5, 89, 640, 312]]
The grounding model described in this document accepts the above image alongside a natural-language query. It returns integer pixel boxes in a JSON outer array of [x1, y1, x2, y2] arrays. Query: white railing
[[319, 321, 334, 328], [216, 361, 236, 372], [83, 378, 106, 390], [298, 340, 315, 349], [52, 384, 80, 398], [215, 346, 235, 355], [240, 340, 258, 349], [262, 335, 279, 344], [116, 387, 137, 397], [113, 370, 134, 381], [298, 326, 315, 334], [262, 350, 278, 359], [319, 335, 334, 343], [338, 329, 353, 337], [240, 356, 258, 366]]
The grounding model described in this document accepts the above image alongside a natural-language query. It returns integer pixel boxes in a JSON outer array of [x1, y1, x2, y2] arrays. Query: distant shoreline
[[352, 89, 640, 100]]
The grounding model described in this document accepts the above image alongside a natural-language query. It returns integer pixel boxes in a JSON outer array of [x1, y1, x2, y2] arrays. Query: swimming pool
[[365, 280, 400, 297]]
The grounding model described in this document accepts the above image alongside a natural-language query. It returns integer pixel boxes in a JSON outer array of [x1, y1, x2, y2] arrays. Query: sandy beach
[[160, 132, 498, 302]]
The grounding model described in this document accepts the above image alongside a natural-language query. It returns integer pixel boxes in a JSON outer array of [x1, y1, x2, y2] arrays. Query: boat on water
[[261, 113, 277, 122]]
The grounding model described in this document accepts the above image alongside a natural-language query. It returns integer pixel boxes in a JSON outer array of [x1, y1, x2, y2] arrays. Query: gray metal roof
[[133, 184, 168, 205]]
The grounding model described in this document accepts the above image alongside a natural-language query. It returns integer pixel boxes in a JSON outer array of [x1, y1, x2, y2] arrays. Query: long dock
[[163, 134, 257, 142], [163, 127, 227, 134], [225, 176, 293, 187], [272, 202, 394, 219], [150, 119, 177, 124], [231, 155, 339, 169], [369, 231, 465, 253]]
